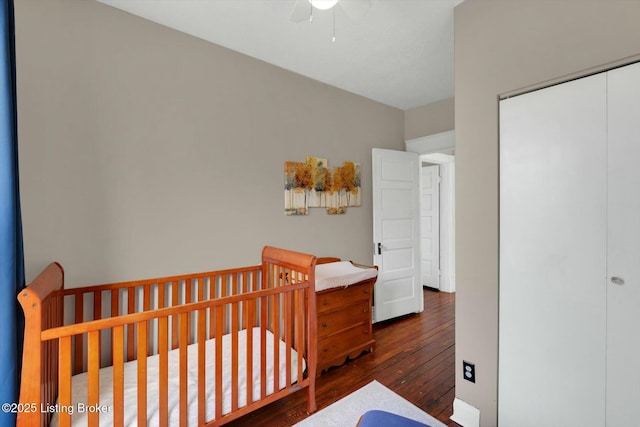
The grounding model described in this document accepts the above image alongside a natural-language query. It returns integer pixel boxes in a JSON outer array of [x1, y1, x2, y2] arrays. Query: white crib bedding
[[51, 327, 304, 427], [315, 261, 378, 292]]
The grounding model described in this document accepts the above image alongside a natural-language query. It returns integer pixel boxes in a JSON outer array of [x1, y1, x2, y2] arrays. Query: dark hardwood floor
[[231, 289, 459, 427]]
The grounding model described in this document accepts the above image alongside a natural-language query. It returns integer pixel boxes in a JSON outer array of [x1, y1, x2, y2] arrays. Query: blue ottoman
[[357, 410, 432, 427]]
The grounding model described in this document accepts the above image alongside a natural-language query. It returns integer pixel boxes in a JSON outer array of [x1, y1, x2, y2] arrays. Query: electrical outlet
[[463, 361, 475, 383]]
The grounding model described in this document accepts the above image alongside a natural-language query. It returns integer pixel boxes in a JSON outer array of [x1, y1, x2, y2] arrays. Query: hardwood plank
[[230, 289, 460, 427]]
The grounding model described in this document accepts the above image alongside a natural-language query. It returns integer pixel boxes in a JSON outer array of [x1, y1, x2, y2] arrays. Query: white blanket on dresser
[[315, 261, 378, 292], [51, 327, 304, 427]]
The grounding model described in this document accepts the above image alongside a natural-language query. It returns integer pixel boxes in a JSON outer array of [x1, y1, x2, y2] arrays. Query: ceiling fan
[[289, 0, 371, 23]]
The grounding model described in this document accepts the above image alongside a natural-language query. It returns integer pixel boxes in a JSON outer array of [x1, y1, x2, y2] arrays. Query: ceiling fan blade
[[290, 0, 312, 22], [339, 0, 371, 18]]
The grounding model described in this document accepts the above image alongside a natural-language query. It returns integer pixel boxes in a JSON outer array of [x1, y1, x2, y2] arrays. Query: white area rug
[[293, 380, 448, 427]]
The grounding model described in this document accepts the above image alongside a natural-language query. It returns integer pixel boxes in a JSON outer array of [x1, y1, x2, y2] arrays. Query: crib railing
[[41, 282, 311, 426], [61, 265, 263, 373]]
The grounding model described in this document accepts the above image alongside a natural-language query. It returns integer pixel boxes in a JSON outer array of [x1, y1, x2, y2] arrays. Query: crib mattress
[[51, 327, 304, 426], [315, 261, 378, 292]]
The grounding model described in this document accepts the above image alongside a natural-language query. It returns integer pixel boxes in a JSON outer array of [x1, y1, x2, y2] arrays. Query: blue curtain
[[0, 0, 25, 425]]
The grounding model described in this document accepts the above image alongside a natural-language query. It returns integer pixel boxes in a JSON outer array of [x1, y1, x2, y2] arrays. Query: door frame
[[406, 130, 456, 293], [420, 164, 441, 290]]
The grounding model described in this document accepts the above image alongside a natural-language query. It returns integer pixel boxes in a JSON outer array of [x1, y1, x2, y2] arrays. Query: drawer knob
[[362, 308, 368, 313], [322, 347, 329, 352], [322, 322, 328, 328], [363, 289, 369, 294], [322, 299, 328, 306]]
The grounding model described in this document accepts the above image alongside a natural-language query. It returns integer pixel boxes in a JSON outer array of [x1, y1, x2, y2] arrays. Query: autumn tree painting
[[285, 157, 361, 215], [313, 164, 331, 207], [285, 161, 309, 215], [326, 161, 361, 214]]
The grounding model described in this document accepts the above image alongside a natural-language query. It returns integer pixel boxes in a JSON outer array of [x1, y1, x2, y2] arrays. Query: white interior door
[[499, 73, 608, 426], [605, 62, 640, 426], [420, 165, 439, 289], [372, 148, 422, 323]]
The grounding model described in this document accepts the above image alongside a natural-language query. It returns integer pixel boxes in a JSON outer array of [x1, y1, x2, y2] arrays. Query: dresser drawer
[[318, 322, 372, 359], [317, 283, 372, 314], [318, 301, 371, 338]]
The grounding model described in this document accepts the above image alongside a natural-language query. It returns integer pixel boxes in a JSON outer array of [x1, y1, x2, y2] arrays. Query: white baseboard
[[450, 398, 480, 427]]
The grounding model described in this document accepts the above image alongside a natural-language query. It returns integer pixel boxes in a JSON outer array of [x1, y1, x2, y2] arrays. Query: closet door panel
[[606, 62, 640, 426], [499, 74, 607, 426]]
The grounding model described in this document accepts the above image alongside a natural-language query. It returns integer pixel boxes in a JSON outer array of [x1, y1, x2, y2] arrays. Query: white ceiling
[[97, 0, 462, 110]]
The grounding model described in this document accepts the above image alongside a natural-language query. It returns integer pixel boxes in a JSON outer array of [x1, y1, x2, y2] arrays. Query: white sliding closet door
[[606, 62, 640, 425], [500, 62, 640, 426], [499, 74, 608, 426]]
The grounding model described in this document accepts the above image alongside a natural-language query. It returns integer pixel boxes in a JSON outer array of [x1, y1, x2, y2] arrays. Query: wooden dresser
[[316, 258, 377, 374]]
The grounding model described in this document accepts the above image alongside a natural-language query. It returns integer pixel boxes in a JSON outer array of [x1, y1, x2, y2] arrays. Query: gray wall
[[404, 97, 454, 141], [15, 0, 404, 286], [455, 1, 640, 425]]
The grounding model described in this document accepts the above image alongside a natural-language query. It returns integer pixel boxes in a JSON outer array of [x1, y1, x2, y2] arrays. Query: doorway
[[406, 130, 456, 293]]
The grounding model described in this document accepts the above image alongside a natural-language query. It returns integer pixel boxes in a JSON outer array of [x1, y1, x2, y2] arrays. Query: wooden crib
[[17, 246, 317, 427]]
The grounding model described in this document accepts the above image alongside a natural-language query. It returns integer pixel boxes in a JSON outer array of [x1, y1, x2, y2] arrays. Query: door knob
[[610, 276, 625, 285]]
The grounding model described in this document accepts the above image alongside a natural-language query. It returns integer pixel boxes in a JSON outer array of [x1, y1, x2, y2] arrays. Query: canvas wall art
[[284, 157, 361, 215]]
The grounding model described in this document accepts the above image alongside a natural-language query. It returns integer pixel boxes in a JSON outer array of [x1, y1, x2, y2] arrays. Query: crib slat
[[109, 289, 120, 376], [137, 321, 148, 427], [198, 277, 204, 302], [272, 289, 280, 391], [127, 287, 135, 314], [215, 306, 223, 420], [59, 336, 72, 427], [88, 330, 100, 427], [138, 284, 153, 358], [127, 287, 135, 361], [209, 276, 215, 340], [221, 274, 227, 298], [158, 316, 169, 427], [158, 282, 166, 309], [221, 275, 228, 339], [179, 312, 188, 427], [240, 271, 248, 330], [185, 278, 192, 342], [231, 301, 239, 412], [74, 295, 84, 375], [185, 278, 192, 303], [245, 300, 254, 406], [111, 289, 119, 317], [143, 285, 151, 312], [197, 304, 206, 425], [113, 325, 125, 427], [94, 291, 102, 320], [93, 291, 103, 370], [260, 294, 267, 400], [172, 281, 179, 350], [296, 287, 305, 381], [284, 288, 292, 387], [273, 266, 282, 390]]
